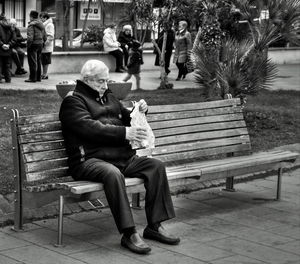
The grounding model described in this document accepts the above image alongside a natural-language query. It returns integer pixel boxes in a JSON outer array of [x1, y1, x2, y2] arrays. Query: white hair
[[123, 24, 132, 31], [10, 18, 17, 25], [80, 60, 109, 80]]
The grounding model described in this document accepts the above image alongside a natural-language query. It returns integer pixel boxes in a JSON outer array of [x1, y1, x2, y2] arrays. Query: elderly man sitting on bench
[[59, 59, 180, 255]]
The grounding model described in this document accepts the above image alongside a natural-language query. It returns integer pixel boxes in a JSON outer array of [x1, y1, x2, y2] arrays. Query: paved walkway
[[0, 64, 299, 91], [0, 167, 299, 263]]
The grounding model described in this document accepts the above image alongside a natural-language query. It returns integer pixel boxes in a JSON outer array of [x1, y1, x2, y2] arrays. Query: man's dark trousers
[[71, 155, 176, 233], [27, 44, 42, 81], [0, 55, 12, 81]]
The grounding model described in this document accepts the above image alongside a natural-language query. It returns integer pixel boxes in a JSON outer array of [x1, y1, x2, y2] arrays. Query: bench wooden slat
[[25, 158, 68, 174], [18, 113, 59, 125], [19, 131, 63, 144], [22, 140, 65, 153], [155, 144, 250, 163], [154, 120, 247, 137], [24, 149, 67, 163], [150, 113, 244, 130], [155, 128, 249, 146], [18, 122, 61, 134], [164, 150, 298, 173], [148, 98, 241, 113], [147, 107, 242, 122], [152, 136, 250, 156], [26, 167, 69, 182]]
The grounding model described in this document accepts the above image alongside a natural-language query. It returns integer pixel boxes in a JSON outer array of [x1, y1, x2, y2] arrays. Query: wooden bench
[[11, 98, 299, 246]]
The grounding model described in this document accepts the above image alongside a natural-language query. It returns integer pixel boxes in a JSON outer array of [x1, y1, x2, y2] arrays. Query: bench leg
[[223, 177, 236, 192], [12, 184, 23, 232], [131, 193, 143, 209], [55, 195, 65, 247], [276, 168, 283, 201]]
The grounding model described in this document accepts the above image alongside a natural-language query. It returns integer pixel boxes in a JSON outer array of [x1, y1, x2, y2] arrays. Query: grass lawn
[[0, 88, 299, 195]]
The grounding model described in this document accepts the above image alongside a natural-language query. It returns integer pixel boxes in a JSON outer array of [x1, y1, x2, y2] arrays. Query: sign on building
[[80, 2, 101, 20]]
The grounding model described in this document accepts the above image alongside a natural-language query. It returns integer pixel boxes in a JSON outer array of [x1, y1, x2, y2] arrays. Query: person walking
[[25, 10, 46, 83], [118, 24, 135, 67], [59, 59, 180, 255], [123, 40, 143, 90], [154, 24, 175, 75], [103, 23, 126, 73], [10, 18, 27, 75], [39, 12, 54, 80], [173, 20, 192, 81], [0, 13, 16, 83]]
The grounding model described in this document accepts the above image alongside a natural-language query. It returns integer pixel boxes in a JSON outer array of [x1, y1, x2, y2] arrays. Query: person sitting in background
[[40, 12, 55, 80], [103, 23, 126, 73], [0, 13, 16, 83], [10, 18, 27, 75], [118, 24, 135, 67], [59, 59, 180, 255], [123, 40, 144, 90]]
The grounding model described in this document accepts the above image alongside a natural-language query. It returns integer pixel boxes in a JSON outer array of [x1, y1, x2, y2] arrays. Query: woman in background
[[173, 20, 192, 81]]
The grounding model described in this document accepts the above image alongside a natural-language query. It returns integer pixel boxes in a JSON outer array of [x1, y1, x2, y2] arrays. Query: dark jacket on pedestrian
[[117, 31, 135, 49], [27, 19, 46, 48], [0, 20, 16, 56], [127, 41, 143, 74], [173, 29, 192, 64], [59, 80, 135, 173], [154, 29, 175, 66]]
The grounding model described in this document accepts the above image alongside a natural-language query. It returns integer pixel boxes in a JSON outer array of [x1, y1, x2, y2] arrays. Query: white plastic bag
[[130, 101, 155, 149]]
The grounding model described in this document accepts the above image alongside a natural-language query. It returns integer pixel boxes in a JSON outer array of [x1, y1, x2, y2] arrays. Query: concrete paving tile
[[34, 217, 102, 237], [172, 196, 216, 212], [207, 237, 300, 264], [0, 254, 23, 264], [258, 211, 300, 227], [134, 249, 207, 264], [154, 239, 234, 262], [209, 254, 267, 264], [0, 233, 30, 251], [0, 223, 42, 235], [67, 210, 109, 222], [180, 189, 222, 201], [1, 245, 86, 264], [201, 196, 254, 211], [239, 205, 284, 217], [259, 200, 300, 214], [230, 182, 271, 193], [274, 240, 300, 255], [219, 187, 279, 204], [213, 210, 283, 231], [84, 216, 120, 234], [220, 226, 294, 247], [7, 227, 98, 255], [267, 224, 300, 240], [70, 247, 150, 264], [163, 221, 229, 243], [172, 207, 208, 222]]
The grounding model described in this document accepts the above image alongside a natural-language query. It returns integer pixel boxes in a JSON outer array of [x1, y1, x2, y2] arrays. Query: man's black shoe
[[24, 79, 36, 83], [115, 69, 125, 73], [143, 226, 180, 245], [121, 233, 151, 254]]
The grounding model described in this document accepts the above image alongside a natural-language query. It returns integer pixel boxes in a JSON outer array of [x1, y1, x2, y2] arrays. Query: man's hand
[[126, 126, 147, 142], [138, 99, 148, 113]]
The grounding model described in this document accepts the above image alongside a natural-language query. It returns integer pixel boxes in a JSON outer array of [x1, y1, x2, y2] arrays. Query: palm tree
[[192, 0, 300, 100]]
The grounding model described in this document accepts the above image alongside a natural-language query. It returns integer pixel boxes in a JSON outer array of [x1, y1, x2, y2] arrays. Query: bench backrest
[[11, 98, 251, 183]]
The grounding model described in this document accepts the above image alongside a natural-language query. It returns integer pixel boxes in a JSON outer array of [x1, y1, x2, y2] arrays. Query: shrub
[[84, 24, 106, 51]]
